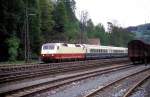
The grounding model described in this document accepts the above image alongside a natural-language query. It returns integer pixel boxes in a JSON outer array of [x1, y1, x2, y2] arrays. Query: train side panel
[[41, 43, 85, 62], [55, 44, 85, 60], [85, 45, 127, 60]]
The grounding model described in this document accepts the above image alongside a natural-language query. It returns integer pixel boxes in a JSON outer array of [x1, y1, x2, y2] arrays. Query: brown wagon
[[128, 40, 149, 64]]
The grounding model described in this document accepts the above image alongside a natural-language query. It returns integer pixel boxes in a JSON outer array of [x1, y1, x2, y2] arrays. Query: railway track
[[123, 73, 150, 97], [0, 58, 129, 84], [84, 66, 150, 97], [0, 58, 128, 70], [0, 63, 133, 97]]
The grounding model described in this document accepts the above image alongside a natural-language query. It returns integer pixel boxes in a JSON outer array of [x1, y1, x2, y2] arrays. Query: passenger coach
[[85, 45, 127, 59]]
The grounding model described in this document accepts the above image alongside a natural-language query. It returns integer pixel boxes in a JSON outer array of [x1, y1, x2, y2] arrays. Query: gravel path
[[129, 78, 150, 97], [92, 68, 150, 97], [31, 65, 150, 97]]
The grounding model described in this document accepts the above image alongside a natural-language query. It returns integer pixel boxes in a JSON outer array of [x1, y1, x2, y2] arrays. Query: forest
[[0, 0, 134, 62]]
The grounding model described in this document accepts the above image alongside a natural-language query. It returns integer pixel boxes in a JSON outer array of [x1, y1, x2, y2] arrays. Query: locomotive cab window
[[43, 45, 49, 50], [43, 45, 54, 50], [49, 45, 55, 50]]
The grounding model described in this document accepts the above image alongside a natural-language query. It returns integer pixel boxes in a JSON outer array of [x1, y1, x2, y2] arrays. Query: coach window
[[101, 49, 102, 53], [116, 50, 118, 53], [110, 50, 112, 53], [95, 49, 97, 53], [94, 49, 96, 53], [102, 49, 104, 53], [104, 49, 106, 53], [92, 49, 94, 53], [101, 49, 103, 53], [104, 50, 105, 53], [103, 49, 105, 53], [90, 49, 92, 53], [90, 49, 93, 53]]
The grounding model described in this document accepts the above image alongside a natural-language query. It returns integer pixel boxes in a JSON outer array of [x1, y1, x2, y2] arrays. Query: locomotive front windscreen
[[43, 45, 55, 50]]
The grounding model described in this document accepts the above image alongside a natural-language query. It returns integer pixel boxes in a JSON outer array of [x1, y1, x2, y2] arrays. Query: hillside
[[126, 23, 150, 42]]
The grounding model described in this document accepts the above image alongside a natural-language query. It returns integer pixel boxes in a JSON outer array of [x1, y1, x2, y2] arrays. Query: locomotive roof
[[42, 43, 127, 49], [42, 43, 84, 47]]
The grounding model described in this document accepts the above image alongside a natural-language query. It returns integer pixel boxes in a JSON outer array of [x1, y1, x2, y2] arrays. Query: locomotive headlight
[[42, 54, 45, 56], [51, 54, 54, 56]]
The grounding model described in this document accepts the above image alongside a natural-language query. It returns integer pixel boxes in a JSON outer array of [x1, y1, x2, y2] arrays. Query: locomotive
[[41, 43, 128, 63], [128, 40, 150, 64]]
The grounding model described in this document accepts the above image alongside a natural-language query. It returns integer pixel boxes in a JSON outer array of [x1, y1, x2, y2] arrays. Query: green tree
[[0, 0, 25, 61], [53, 0, 68, 33], [110, 25, 135, 47], [86, 19, 95, 38], [94, 24, 109, 45], [6, 35, 20, 61], [86, 20, 109, 45], [64, 0, 80, 42], [39, 0, 54, 42], [52, 0, 80, 42], [25, 0, 42, 58]]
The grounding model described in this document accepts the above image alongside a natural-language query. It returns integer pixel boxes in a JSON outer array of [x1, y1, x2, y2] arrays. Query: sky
[[75, 0, 150, 28]]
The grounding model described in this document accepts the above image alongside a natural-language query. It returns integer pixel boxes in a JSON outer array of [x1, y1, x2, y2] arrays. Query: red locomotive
[[128, 40, 150, 64]]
